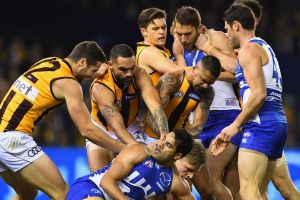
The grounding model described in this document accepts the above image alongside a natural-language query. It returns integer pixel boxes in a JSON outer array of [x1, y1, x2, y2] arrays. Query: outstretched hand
[[211, 123, 240, 155]]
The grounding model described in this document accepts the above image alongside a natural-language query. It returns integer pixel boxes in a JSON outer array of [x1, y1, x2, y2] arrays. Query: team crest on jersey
[[242, 132, 251, 144], [115, 99, 121, 105], [159, 172, 171, 187], [173, 91, 184, 98], [144, 160, 153, 168]]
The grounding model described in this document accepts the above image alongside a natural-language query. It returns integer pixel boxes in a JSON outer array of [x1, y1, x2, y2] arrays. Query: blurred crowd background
[[0, 0, 299, 146]]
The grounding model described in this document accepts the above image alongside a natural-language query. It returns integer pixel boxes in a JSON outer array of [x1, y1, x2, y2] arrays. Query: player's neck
[[240, 31, 255, 47]]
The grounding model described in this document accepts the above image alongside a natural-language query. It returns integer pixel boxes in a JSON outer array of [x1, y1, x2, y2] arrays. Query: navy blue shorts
[[67, 179, 105, 200], [240, 122, 287, 159], [199, 110, 243, 148]]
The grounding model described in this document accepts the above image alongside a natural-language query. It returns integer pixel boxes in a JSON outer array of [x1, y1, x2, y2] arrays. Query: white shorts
[[86, 119, 145, 151], [0, 131, 44, 172]]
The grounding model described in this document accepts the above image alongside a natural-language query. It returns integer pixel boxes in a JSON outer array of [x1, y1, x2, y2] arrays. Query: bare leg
[[87, 146, 114, 172], [223, 153, 241, 200], [238, 149, 274, 200], [207, 143, 237, 200], [271, 153, 300, 200], [192, 163, 216, 200], [1, 170, 38, 200]]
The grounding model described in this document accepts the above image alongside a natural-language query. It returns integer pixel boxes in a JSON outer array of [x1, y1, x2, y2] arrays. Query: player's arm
[[52, 78, 125, 153], [100, 144, 148, 200], [135, 68, 169, 136], [196, 31, 237, 73], [139, 46, 184, 74], [231, 43, 266, 128], [170, 170, 196, 200], [92, 83, 137, 144], [218, 71, 237, 83], [144, 72, 182, 136], [188, 86, 214, 137]]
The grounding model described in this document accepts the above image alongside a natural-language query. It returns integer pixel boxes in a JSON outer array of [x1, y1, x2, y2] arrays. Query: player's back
[[0, 57, 76, 135]]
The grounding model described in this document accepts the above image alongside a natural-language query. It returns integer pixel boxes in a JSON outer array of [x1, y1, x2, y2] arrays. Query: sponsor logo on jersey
[[159, 172, 171, 187], [144, 160, 153, 168], [188, 91, 201, 101], [124, 93, 138, 101], [13, 77, 39, 101], [225, 98, 238, 106]]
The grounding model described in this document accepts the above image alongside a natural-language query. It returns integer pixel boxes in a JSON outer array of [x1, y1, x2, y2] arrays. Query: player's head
[[138, 7, 167, 48], [172, 6, 203, 50], [192, 55, 221, 91], [150, 129, 193, 165], [224, 5, 255, 49], [67, 41, 106, 79], [233, 0, 262, 28], [175, 140, 206, 178], [109, 44, 136, 86]]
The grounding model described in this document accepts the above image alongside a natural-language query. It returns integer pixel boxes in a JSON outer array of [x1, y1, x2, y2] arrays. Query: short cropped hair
[[138, 7, 166, 29], [67, 41, 106, 66], [173, 128, 193, 157], [110, 44, 135, 62], [184, 140, 206, 169], [233, 0, 263, 20], [224, 5, 255, 31], [198, 55, 222, 79], [174, 6, 201, 28]]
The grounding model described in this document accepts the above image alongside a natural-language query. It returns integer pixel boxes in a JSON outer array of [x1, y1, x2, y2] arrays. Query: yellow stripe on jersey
[[144, 72, 202, 138], [0, 57, 76, 135], [90, 68, 140, 131], [136, 42, 171, 86]]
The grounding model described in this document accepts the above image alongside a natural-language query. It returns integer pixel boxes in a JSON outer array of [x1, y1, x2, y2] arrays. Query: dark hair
[[174, 6, 201, 28], [198, 55, 221, 79], [67, 41, 106, 66], [224, 5, 255, 30], [233, 0, 262, 20], [173, 128, 193, 157], [138, 7, 166, 29], [110, 44, 135, 62]]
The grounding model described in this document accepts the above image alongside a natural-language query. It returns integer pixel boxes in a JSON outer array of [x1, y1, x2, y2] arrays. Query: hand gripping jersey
[[136, 42, 171, 86], [80, 156, 173, 199], [235, 37, 287, 124], [144, 72, 202, 138], [0, 57, 76, 135], [90, 68, 140, 131]]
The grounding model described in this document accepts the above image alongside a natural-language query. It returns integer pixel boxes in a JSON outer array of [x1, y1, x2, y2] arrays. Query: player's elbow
[[255, 90, 267, 104], [79, 122, 96, 139]]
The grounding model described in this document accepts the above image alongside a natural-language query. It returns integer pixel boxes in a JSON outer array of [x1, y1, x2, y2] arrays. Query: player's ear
[[174, 153, 183, 160], [140, 28, 147, 37]]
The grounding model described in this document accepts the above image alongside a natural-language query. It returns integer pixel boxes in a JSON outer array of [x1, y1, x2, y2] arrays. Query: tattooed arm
[[91, 83, 137, 144], [188, 86, 214, 137], [135, 68, 171, 136], [143, 70, 183, 136]]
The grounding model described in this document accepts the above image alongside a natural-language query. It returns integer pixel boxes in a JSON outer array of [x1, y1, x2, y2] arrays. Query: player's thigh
[[207, 142, 237, 178], [87, 147, 114, 172], [0, 170, 38, 199], [83, 197, 104, 200], [192, 163, 213, 193], [238, 149, 269, 187], [18, 154, 68, 195], [272, 153, 289, 186], [260, 159, 276, 195]]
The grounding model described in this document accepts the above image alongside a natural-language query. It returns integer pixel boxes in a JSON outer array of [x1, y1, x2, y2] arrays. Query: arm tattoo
[[157, 73, 182, 108], [152, 107, 169, 136], [100, 103, 119, 118], [145, 107, 169, 137]]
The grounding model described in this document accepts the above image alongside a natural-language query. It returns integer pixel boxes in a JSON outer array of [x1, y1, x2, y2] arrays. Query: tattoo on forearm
[[100, 104, 119, 118], [145, 112, 160, 136], [152, 107, 169, 136]]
